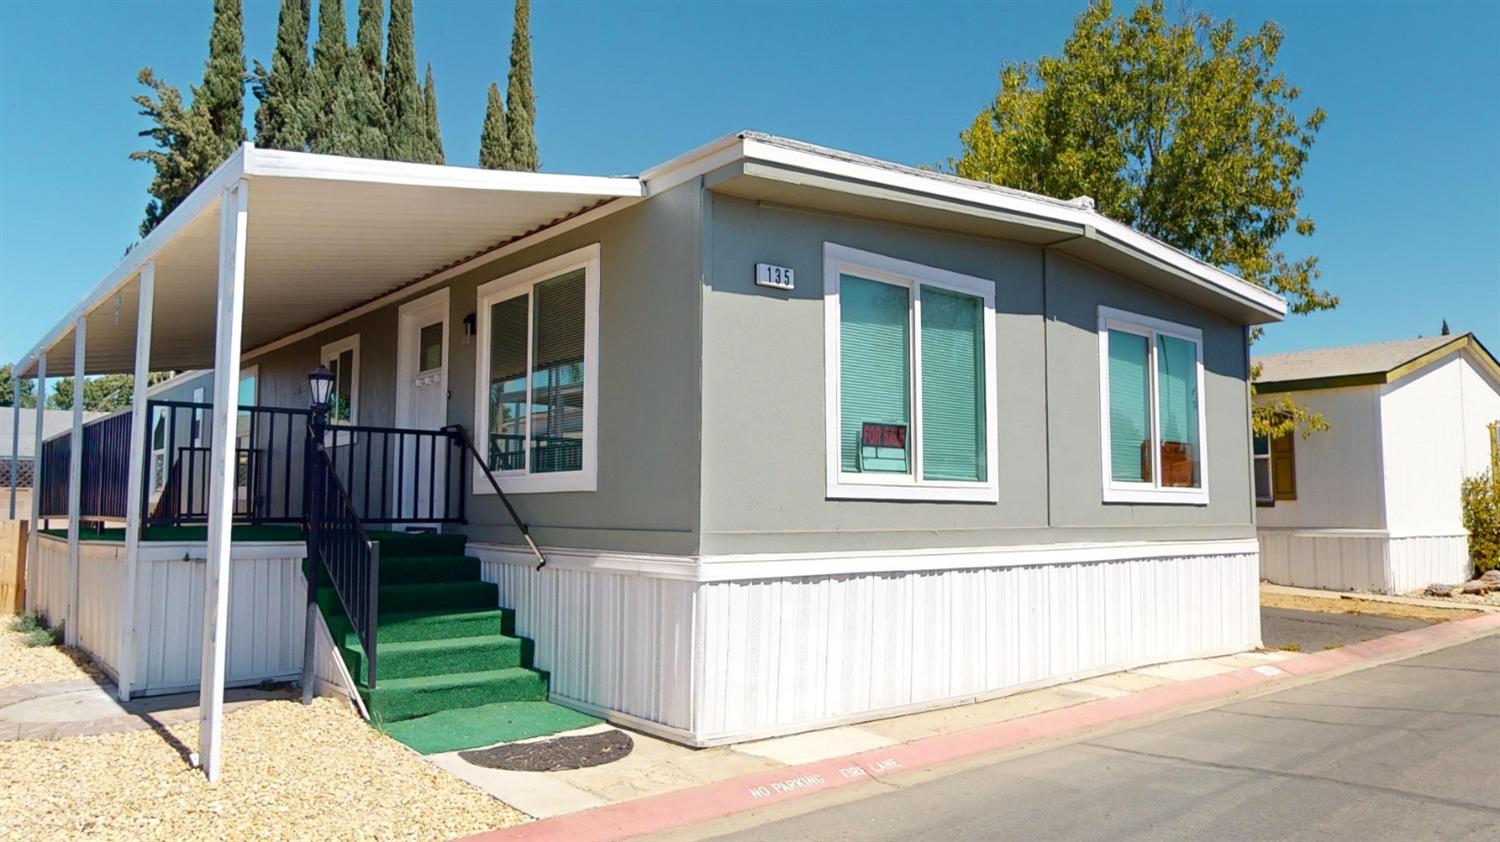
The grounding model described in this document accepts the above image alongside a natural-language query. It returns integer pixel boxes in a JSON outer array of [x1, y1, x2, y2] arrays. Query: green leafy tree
[[952, 0, 1334, 438], [422, 63, 444, 163], [477, 81, 510, 168], [307, 0, 348, 153], [131, 69, 222, 236], [0, 365, 39, 408], [47, 374, 175, 413], [252, 0, 313, 151], [504, 0, 538, 171], [383, 0, 429, 162]]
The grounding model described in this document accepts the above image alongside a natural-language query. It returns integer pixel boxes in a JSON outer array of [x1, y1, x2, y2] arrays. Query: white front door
[[395, 289, 450, 523]]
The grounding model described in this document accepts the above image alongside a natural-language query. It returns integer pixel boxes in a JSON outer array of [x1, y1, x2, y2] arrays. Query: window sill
[[1102, 485, 1210, 506], [473, 472, 595, 496], [827, 479, 999, 503]]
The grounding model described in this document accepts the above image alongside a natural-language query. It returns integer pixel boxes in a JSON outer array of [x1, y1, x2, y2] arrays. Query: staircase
[[317, 531, 595, 754]]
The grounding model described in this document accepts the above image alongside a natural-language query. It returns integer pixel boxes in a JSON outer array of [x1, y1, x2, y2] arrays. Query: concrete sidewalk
[[0, 678, 288, 741], [433, 647, 1303, 821]]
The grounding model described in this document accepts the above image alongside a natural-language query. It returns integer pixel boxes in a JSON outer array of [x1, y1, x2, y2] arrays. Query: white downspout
[[118, 261, 155, 702], [197, 180, 248, 783]]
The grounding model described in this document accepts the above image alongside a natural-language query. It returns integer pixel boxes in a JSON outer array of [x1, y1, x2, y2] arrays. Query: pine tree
[[131, 68, 222, 236], [345, 0, 389, 154], [422, 63, 444, 163], [477, 82, 510, 169], [383, 0, 427, 162], [307, 0, 347, 153], [504, 0, 538, 171], [199, 0, 247, 159], [1441, 319, 1452, 336], [355, 0, 385, 96], [252, 0, 312, 151]]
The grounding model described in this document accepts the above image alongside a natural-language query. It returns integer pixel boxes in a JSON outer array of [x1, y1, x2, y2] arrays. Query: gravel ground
[[1258, 590, 1478, 623], [0, 614, 103, 688], [0, 696, 530, 840]]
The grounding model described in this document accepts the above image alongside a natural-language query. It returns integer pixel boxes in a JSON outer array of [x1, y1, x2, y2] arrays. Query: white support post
[[7, 378, 18, 520], [118, 262, 155, 702], [65, 318, 86, 647], [198, 180, 248, 782], [25, 354, 45, 611]]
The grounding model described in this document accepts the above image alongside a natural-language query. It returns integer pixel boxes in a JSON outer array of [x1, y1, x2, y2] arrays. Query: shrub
[[6, 612, 60, 648], [1462, 469, 1500, 575]]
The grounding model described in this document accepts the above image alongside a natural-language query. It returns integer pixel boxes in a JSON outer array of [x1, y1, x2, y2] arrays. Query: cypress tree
[[132, 70, 222, 236], [307, 0, 347, 153], [422, 63, 444, 164], [332, 0, 389, 158], [504, 0, 538, 171], [355, 0, 385, 96], [198, 0, 247, 158], [383, 0, 426, 162], [252, 0, 312, 151], [477, 82, 510, 169]]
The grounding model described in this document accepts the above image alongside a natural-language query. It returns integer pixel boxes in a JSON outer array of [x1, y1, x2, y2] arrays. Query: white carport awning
[[15, 145, 643, 376]]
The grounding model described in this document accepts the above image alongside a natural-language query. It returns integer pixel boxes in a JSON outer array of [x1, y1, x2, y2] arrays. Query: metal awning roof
[[14, 145, 642, 377]]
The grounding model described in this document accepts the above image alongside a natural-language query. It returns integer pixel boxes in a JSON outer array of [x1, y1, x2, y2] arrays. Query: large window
[[320, 335, 360, 425], [1097, 307, 1208, 504], [824, 243, 998, 502], [474, 243, 599, 494]]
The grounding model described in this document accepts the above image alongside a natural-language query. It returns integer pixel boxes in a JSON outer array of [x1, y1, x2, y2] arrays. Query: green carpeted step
[[361, 667, 550, 723], [378, 555, 482, 585], [346, 633, 526, 684], [381, 701, 601, 755], [368, 531, 469, 558], [327, 607, 516, 645], [377, 580, 498, 613]]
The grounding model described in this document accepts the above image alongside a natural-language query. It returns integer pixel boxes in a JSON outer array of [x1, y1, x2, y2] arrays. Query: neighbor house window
[[824, 243, 998, 502], [474, 243, 599, 494], [1253, 432, 1296, 505], [1098, 307, 1208, 504]]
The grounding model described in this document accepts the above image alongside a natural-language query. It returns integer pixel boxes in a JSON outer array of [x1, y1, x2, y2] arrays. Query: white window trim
[[320, 334, 361, 446], [473, 243, 600, 495], [1096, 305, 1209, 505], [1252, 435, 1274, 505], [823, 243, 1000, 503]]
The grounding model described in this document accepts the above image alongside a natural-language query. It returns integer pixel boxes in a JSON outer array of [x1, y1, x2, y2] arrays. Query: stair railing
[[305, 421, 382, 688], [442, 424, 547, 571]]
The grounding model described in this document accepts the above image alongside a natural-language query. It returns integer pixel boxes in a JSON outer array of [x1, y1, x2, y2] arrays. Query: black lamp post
[[300, 363, 335, 704], [308, 364, 335, 421]]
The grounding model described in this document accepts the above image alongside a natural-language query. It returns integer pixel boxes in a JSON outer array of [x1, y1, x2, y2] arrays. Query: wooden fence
[[0, 519, 27, 614]]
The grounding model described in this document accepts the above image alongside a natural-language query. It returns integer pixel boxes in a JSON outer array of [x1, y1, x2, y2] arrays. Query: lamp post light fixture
[[307, 364, 335, 415]]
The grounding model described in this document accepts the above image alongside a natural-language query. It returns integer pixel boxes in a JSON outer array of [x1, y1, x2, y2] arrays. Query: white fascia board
[[243, 147, 644, 197], [730, 136, 1287, 322], [14, 145, 251, 377], [638, 131, 750, 195]]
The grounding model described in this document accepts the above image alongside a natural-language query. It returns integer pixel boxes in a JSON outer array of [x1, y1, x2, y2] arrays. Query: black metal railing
[[145, 400, 467, 529], [306, 421, 381, 687], [39, 412, 132, 520], [446, 424, 547, 570]]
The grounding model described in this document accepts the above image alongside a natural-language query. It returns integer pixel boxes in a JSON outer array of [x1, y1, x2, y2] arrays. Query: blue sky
[[1, 0, 1496, 366]]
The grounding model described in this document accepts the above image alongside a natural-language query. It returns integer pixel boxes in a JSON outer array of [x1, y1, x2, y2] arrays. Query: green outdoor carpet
[[382, 701, 599, 756], [40, 524, 304, 543], [316, 530, 578, 753]]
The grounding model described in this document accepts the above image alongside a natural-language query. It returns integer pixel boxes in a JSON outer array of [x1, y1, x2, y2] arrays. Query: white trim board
[[468, 536, 1260, 583]]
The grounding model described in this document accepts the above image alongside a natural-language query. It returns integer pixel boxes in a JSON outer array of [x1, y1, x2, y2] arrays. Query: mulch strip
[[461, 729, 634, 772]]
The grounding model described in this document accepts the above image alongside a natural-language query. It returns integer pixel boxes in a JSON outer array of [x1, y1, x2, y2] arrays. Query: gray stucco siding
[[698, 194, 1255, 555], [242, 181, 705, 555]]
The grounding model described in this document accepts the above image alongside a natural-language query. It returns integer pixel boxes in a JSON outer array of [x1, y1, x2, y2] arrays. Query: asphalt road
[[702, 634, 1500, 842], [1260, 606, 1428, 651]]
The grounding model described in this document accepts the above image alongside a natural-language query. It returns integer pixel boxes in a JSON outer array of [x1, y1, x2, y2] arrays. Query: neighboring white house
[[2, 408, 104, 520], [1254, 333, 1500, 593]]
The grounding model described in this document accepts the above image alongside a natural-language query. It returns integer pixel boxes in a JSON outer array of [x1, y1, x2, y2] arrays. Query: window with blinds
[[826, 243, 996, 501], [475, 244, 599, 493], [1098, 307, 1207, 503]]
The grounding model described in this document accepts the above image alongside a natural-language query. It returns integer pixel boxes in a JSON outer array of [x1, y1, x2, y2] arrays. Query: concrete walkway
[[434, 648, 1303, 820], [0, 678, 289, 741]]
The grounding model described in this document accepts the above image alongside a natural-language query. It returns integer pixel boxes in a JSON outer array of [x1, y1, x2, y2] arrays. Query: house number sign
[[755, 263, 795, 291]]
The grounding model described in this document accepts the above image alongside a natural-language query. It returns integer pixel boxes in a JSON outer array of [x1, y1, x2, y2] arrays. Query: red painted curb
[[463, 611, 1500, 842]]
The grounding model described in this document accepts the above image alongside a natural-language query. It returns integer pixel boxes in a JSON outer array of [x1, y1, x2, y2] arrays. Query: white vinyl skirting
[[1257, 529, 1471, 594], [31, 534, 311, 696], [475, 539, 1262, 746]]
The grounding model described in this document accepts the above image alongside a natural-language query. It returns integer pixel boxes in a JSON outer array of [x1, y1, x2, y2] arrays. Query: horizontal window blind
[[839, 275, 910, 474], [1108, 329, 1151, 483], [920, 286, 986, 482], [1156, 334, 1199, 488], [488, 295, 529, 471], [531, 271, 587, 474]]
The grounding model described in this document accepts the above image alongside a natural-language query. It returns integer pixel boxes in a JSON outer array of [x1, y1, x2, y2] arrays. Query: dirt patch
[[461, 729, 634, 772], [0, 613, 103, 688], [1260, 591, 1479, 624], [0, 696, 528, 840]]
